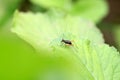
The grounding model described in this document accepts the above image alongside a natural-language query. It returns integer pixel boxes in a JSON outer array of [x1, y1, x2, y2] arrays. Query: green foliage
[[0, 32, 38, 80], [11, 11, 120, 80], [30, 0, 71, 11], [70, 0, 108, 23], [0, 0, 22, 27], [12, 10, 104, 51], [1, 0, 120, 80], [31, 0, 108, 23]]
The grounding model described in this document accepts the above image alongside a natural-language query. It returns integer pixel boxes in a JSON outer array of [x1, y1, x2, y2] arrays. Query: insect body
[[61, 39, 72, 45]]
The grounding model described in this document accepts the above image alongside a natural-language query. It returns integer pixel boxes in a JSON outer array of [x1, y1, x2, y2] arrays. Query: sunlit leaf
[[11, 10, 120, 80], [12, 10, 104, 50]]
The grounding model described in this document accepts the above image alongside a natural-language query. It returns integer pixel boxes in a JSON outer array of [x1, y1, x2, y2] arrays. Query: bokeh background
[[98, 0, 120, 49], [0, 0, 120, 80]]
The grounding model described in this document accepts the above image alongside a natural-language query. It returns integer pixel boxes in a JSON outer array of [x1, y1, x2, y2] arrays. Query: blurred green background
[[0, 0, 120, 80]]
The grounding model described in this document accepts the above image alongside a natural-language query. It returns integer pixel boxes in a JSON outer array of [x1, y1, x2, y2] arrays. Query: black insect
[[61, 39, 72, 45]]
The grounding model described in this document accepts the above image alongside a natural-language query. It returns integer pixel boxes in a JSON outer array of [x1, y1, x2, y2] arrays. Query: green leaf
[[0, 0, 22, 28], [1, 32, 120, 80], [30, 0, 71, 11], [30, 0, 108, 23], [75, 40, 120, 80], [11, 11, 120, 80], [52, 39, 120, 80], [0, 31, 39, 80], [12, 10, 104, 50], [70, 0, 108, 23]]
